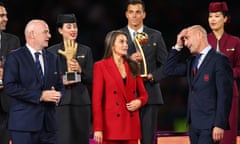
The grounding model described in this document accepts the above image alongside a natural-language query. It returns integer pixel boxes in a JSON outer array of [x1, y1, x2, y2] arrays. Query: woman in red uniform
[[92, 30, 148, 144], [207, 2, 240, 144]]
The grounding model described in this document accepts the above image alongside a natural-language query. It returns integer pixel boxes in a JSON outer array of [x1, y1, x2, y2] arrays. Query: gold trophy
[[134, 32, 148, 77], [58, 39, 81, 83]]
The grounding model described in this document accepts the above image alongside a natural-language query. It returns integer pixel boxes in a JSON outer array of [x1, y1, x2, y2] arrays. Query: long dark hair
[[103, 30, 140, 77]]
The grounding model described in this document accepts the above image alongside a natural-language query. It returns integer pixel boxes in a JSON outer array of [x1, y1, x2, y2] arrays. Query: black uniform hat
[[56, 14, 77, 27]]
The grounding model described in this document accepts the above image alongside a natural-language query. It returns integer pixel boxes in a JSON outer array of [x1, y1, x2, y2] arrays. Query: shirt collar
[[26, 43, 42, 55], [199, 45, 211, 56], [127, 26, 144, 34], [127, 26, 144, 41]]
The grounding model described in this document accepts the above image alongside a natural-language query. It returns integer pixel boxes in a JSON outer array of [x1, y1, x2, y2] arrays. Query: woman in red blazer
[[207, 2, 240, 144], [92, 30, 148, 144]]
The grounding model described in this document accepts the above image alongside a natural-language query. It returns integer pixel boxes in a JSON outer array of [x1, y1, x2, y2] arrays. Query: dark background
[[3, 0, 240, 132]]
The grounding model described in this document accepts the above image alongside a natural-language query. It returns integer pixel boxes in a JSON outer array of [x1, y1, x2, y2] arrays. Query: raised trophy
[[134, 32, 148, 77], [58, 39, 81, 83]]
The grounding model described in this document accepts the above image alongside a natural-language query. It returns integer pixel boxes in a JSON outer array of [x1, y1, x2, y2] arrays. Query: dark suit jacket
[[3, 46, 64, 132], [92, 57, 148, 139], [48, 42, 93, 105], [120, 26, 168, 104], [163, 48, 233, 129], [0, 32, 21, 112]]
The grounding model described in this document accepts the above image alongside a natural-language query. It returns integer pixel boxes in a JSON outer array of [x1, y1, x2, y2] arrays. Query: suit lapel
[[124, 62, 135, 102], [122, 27, 137, 54], [192, 49, 214, 82], [42, 49, 47, 85], [105, 58, 128, 102], [1, 33, 8, 56], [23, 46, 44, 85]]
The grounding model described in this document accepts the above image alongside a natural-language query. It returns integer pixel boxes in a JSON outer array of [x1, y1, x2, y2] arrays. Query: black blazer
[[120, 26, 168, 104], [0, 32, 21, 112], [48, 42, 93, 105]]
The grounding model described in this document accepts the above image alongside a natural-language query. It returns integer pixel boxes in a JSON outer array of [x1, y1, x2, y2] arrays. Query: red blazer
[[92, 57, 148, 140], [208, 32, 240, 81]]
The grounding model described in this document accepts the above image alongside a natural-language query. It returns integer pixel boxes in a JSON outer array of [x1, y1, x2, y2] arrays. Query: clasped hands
[[126, 99, 142, 111], [93, 99, 142, 144], [40, 86, 61, 104]]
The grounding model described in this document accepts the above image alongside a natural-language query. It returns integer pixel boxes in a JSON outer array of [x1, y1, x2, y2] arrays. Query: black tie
[[34, 52, 44, 84], [192, 54, 201, 77]]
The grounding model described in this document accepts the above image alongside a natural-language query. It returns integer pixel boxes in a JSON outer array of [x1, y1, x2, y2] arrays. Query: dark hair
[[103, 30, 140, 77], [126, 0, 145, 12], [103, 30, 125, 58], [0, 2, 5, 7]]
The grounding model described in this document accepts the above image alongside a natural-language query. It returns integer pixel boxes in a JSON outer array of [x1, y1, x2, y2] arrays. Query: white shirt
[[197, 45, 211, 69], [26, 44, 45, 74], [127, 26, 144, 41]]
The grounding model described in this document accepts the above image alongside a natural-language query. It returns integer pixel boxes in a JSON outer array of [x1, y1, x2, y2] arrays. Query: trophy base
[[63, 72, 81, 83]]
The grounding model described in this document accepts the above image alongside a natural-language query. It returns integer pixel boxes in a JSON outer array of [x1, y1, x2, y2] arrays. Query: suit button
[[113, 90, 117, 94], [116, 114, 120, 117], [116, 102, 120, 106], [130, 113, 134, 117]]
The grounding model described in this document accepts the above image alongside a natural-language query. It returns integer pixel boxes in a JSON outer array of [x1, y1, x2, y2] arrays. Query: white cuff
[[172, 45, 183, 51]]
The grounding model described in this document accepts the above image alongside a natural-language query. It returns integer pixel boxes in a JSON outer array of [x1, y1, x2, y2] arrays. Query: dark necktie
[[34, 52, 44, 84], [192, 54, 201, 77], [133, 31, 138, 51], [133, 31, 138, 39]]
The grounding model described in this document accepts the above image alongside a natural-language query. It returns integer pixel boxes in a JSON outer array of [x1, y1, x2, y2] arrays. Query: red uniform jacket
[[208, 32, 240, 97], [208, 32, 240, 143], [92, 57, 148, 140]]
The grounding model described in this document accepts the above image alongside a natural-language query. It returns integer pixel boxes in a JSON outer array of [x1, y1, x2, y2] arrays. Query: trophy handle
[[134, 32, 148, 77]]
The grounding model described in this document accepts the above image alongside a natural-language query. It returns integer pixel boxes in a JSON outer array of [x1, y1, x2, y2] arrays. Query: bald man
[[163, 25, 233, 144], [3, 19, 65, 144]]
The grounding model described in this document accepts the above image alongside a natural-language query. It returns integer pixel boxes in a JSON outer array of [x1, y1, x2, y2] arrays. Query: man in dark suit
[[119, 0, 168, 144], [163, 25, 233, 144], [0, 2, 21, 144], [3, 19, 64, 144]]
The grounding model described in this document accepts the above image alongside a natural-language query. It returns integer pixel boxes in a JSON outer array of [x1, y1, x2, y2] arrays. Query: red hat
[[208, 1, 228, 12]]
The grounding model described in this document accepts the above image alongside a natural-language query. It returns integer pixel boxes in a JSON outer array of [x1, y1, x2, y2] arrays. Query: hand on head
[[175, 28, 188, 48]]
